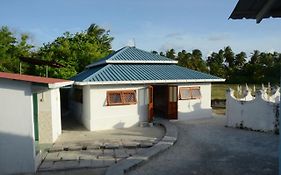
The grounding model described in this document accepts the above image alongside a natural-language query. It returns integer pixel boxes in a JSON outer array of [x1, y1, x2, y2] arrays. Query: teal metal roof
[[86, 46, 177, 68], [71, 47, 224, 84], [71, 64, 223, 83]]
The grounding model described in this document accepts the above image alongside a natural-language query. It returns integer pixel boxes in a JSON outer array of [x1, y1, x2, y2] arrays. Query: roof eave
[[48, 81, 74, 89], [74, 79, 225, 86], [229, 0, 280, 23]]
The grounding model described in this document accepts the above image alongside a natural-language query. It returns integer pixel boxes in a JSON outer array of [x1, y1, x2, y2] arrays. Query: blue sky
[[1, 0, 280, 58]]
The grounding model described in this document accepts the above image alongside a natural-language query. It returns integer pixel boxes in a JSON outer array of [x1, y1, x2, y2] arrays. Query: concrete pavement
[[128, 115, 278, 175]]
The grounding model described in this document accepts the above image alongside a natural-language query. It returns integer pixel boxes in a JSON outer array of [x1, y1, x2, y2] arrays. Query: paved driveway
[[128, 115, 278, 175]]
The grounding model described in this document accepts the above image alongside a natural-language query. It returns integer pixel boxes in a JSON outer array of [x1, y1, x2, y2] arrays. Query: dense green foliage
[[153, 46, 281, 84], [0, 24, 113, 79], [0, 26, 33, 73], [0, 24, 280, 83], [35, 24, 113, 79]]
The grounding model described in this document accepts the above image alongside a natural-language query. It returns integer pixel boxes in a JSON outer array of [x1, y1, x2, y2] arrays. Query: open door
[[167, 85, 178, 120], [148, 86, 154, 122]]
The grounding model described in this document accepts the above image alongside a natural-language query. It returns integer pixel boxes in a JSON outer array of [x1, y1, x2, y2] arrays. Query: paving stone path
[[37, 123, 164, 174], [39, 140, 157, 171]]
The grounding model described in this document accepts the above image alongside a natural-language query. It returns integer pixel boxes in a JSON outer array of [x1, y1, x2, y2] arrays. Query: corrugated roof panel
[[0, 72, 72, 84], [230, 0, 281, 20], [123, 47, 169, 61], [86, 47, 177, 68], [71, 64, 223, 83], [70, 65, 104, 82], [126, 65, 139, 80]]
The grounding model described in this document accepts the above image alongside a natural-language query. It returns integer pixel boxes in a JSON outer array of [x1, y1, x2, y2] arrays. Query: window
[[108, 92, 122, 105], [107, 90, 137, 106], [123, 91, 137, 104], [179, 87, 201, 100], [169, 86, 178, 102]]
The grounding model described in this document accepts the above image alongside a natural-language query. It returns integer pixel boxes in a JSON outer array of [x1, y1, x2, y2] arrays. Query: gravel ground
[[128, 115, 278, 175]]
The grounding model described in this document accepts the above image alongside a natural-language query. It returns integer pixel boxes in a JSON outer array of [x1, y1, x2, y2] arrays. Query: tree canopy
[[154, 46, 280, 84], [0, 26, 33, 73], [35, 24, 113, 79], [0, 24, 280, 84]]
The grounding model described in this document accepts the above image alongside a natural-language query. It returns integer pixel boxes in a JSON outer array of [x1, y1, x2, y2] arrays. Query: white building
[[0, 72, 73, 175], [70, 47, 225, 131]]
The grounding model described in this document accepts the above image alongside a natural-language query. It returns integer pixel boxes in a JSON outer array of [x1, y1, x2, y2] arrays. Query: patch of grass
[[211, 83, 261, 100], [212, 107, 226, 115]]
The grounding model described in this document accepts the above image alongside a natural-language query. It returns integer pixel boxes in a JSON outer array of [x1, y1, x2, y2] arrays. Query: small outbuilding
[[70, 47, 224, 131], [0, 72, 73, 174]]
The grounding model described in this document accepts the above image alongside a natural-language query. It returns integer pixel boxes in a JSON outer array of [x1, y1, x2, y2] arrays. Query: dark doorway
[[152, 85, 178, 120]]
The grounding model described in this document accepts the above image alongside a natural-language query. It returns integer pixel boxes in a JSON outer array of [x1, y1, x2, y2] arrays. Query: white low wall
[[178, 83, 212, 120], [226, 88, 280, 132], [0, 79, 36, 174], [81, 85, 148, 131]]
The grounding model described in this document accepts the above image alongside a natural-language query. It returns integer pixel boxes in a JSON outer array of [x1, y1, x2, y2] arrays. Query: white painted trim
[[48, 81, 74, 89], [86, 61, 106, 68], [106, 60, 178, 64], [86, 60, 178, 68], [74, 79, 225, 86]]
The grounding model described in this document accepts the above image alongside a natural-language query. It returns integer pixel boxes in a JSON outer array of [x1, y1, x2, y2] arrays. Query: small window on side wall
[[107, 90, 137, 106], [123, 91, 137, 104], [107, 92, 123, 105], [179, 87, 201, 100]]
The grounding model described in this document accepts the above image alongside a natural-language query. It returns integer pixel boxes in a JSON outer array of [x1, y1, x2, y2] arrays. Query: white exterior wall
[[226, 89, 279, 131], [87, 85, 148, 131], [82, 85, 92, 130], [37, 90, 53, 143], [50, 89, 62, 142], [177, 83, 212, 120], [73, 83, 213, 130], [37, 88, 61, 143], [0, 79, 36, 174]]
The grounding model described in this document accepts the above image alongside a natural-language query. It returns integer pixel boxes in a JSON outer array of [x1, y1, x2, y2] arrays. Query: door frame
[[148, 85, 154, 122], [167, 85, 178, 120], [33, 93, 39, 141]]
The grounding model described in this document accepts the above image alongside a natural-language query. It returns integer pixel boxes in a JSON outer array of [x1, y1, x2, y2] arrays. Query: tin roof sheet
[[86, 46, 177, 68], [71, 64, 223, 83], [0, 72, 73, 88], [229, 0, 281, 23]]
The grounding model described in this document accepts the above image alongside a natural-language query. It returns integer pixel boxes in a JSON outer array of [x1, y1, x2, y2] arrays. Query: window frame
[[107, 90, 137, 106], [179, 87, 201, 100]]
